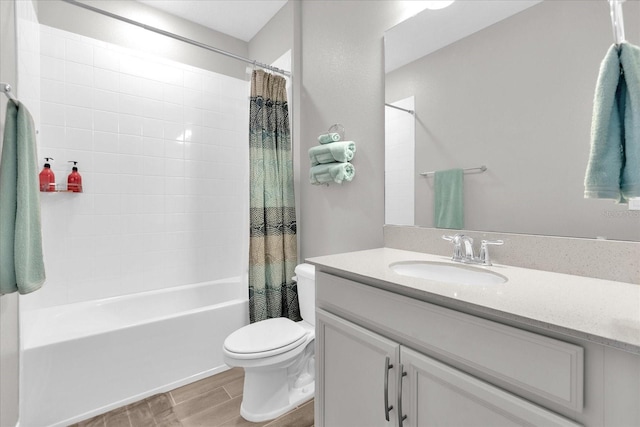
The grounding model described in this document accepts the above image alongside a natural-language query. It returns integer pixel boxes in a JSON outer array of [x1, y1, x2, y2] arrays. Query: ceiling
[[385, 0, 543, 72], [136, 0, 543, 67], [136, 0, 288, 42]]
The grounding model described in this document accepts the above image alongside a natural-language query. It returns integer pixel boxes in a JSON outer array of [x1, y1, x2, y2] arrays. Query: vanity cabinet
[[318, 310, 399, 427], [399, 343, 578, 427], [315, 271, 594, 427], [318, 310, 579, 427]]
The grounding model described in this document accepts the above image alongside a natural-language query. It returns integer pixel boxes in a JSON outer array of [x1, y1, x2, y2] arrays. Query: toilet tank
[[294, 263, 316, 325]]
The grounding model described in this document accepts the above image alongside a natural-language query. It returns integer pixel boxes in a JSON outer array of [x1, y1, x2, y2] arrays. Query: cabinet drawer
[[316, 271, 584, 413]]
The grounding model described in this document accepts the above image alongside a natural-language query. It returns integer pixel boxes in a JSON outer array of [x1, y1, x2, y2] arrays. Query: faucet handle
[[442, 234, 465, 261], [481, 239, 504, 246], [442, 233, 466, 242], [479, 240, 504, 266]]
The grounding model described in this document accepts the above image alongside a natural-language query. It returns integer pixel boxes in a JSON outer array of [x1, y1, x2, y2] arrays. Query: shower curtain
[[248, 70, 300, 323]]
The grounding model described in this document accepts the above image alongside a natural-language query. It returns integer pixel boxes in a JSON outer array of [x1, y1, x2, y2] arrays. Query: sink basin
[[389, 261, 507, 285]]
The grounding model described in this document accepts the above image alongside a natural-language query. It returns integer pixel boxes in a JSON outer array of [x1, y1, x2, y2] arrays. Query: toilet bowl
[[222, 263, 316, 422]]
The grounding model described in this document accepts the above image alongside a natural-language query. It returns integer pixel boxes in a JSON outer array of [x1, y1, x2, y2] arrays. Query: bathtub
[[20, 278, 248, 427]]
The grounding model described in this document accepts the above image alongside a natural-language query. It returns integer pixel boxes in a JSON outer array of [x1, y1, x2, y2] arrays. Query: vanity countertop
[[307, 248, 640, 354]]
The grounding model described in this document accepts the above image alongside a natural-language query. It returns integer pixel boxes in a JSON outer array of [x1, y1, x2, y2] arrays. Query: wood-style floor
[[69, 368, 314, 427]]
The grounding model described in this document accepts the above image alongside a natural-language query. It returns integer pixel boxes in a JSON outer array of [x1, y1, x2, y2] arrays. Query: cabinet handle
[[384, 356, 394, 421], [397, 364, 407, 426]]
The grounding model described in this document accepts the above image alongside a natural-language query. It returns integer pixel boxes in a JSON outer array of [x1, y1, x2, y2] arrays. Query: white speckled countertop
[[307, 248, 640, 354]]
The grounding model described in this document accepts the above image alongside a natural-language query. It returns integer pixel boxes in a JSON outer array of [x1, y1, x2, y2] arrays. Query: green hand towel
[[434, 169, 464, 230], [309, 141, 356, 166], [619, 42, 640, 200], [584, 44, 625, 201], [0, 101, 46, 295], [309, 162, 355, 185], [585, 42, 640, 202]]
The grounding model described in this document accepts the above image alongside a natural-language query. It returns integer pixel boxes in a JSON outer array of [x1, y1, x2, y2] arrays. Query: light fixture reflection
[[423, 1, 455, 10], [398, 0, 455, 23]]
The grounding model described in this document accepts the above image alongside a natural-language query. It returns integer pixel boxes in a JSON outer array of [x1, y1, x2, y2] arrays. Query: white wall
[[20, 25, 249, 311], [1, 0, 40, 423], [248, 1, 293, 68], [299, 0, 407, 259]]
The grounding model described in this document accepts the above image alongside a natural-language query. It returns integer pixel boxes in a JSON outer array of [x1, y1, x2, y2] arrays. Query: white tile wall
[[16, 0, 41, 126], [385, 96, 415, 226], [21, 25, 250, 310]]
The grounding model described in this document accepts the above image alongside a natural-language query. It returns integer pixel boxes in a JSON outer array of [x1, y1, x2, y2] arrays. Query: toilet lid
[[224, 318, 307, 354]]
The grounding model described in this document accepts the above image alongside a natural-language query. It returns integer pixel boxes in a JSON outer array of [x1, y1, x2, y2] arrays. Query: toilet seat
[[224, 318, 308, 360]]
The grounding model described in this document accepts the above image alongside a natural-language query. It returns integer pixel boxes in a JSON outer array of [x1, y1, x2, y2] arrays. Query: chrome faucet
[[442, 234, 504, 266]]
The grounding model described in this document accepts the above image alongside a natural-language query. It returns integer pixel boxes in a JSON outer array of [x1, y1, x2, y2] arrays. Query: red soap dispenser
[[39, 157, 55, 192], [67, 161, 82, 193]]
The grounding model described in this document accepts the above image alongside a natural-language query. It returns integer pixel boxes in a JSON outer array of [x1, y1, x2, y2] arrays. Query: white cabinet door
[[400, 347, 582, 427], [317, 310, 400, 427]]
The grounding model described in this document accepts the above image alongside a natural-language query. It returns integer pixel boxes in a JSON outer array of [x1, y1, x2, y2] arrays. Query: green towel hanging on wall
[[0, 101, 46, 295], [434, 168, 464, 230]]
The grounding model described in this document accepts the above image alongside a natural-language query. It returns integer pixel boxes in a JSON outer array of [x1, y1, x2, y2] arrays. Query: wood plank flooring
[[69, 368, 314, 427]]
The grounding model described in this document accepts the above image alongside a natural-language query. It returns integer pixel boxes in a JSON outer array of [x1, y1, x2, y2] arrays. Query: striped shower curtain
[[248, 70, 300, 323]]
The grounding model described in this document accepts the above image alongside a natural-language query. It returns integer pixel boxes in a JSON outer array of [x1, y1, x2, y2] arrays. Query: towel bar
[[420, 165, 487, 177]]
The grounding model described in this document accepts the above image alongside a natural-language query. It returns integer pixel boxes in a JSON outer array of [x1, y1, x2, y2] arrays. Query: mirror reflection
[[384, 0, 640, 241]]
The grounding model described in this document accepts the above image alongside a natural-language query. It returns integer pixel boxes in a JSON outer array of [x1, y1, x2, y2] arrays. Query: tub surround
[[307, 248, 640, 354], [384, 225, 640, 284], [27, 23, 250, 311]]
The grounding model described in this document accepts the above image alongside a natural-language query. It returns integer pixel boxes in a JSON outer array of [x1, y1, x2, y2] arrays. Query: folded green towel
[[585, 42, 640, 202], [310, 162, 355, 185], [0, 101, 46, 295], [434, 169, 464, 230], [309, 141, 356, 166], [317, 132, 341, 144]]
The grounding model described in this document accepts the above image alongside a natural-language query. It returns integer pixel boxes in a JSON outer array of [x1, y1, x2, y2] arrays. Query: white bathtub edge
[[21, 277, 246, 350]]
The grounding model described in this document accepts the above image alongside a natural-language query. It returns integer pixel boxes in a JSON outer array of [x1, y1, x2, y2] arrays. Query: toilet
[[223, 264, 316, 422]]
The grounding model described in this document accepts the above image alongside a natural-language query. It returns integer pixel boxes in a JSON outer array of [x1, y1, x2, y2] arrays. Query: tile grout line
[[168, 391, 178, 407], [221, 385, 234, 400], [179, 395, 243, 427], [172, 385, 236, 423], [149, 399, 161, 426], [262, 400, 314, 427], [124, 407, 131, 427], [144, 400, 155, 426]]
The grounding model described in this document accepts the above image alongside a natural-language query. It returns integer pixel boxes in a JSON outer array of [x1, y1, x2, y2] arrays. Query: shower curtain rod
[[385, 103, 415, 115], [60, 0, 291, 77]]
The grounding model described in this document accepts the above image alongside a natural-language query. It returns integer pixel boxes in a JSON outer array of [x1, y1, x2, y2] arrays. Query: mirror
[[384, 0, 640, 241]]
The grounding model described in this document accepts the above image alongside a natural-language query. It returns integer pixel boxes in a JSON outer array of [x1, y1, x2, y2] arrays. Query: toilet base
[[237, 341, 315, 422], [240, 379, 314, 422]]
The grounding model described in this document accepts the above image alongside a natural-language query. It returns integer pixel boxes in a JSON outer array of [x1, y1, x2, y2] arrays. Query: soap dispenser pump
[[67, 161, 82, 193], [39, 157, 55, 192]]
